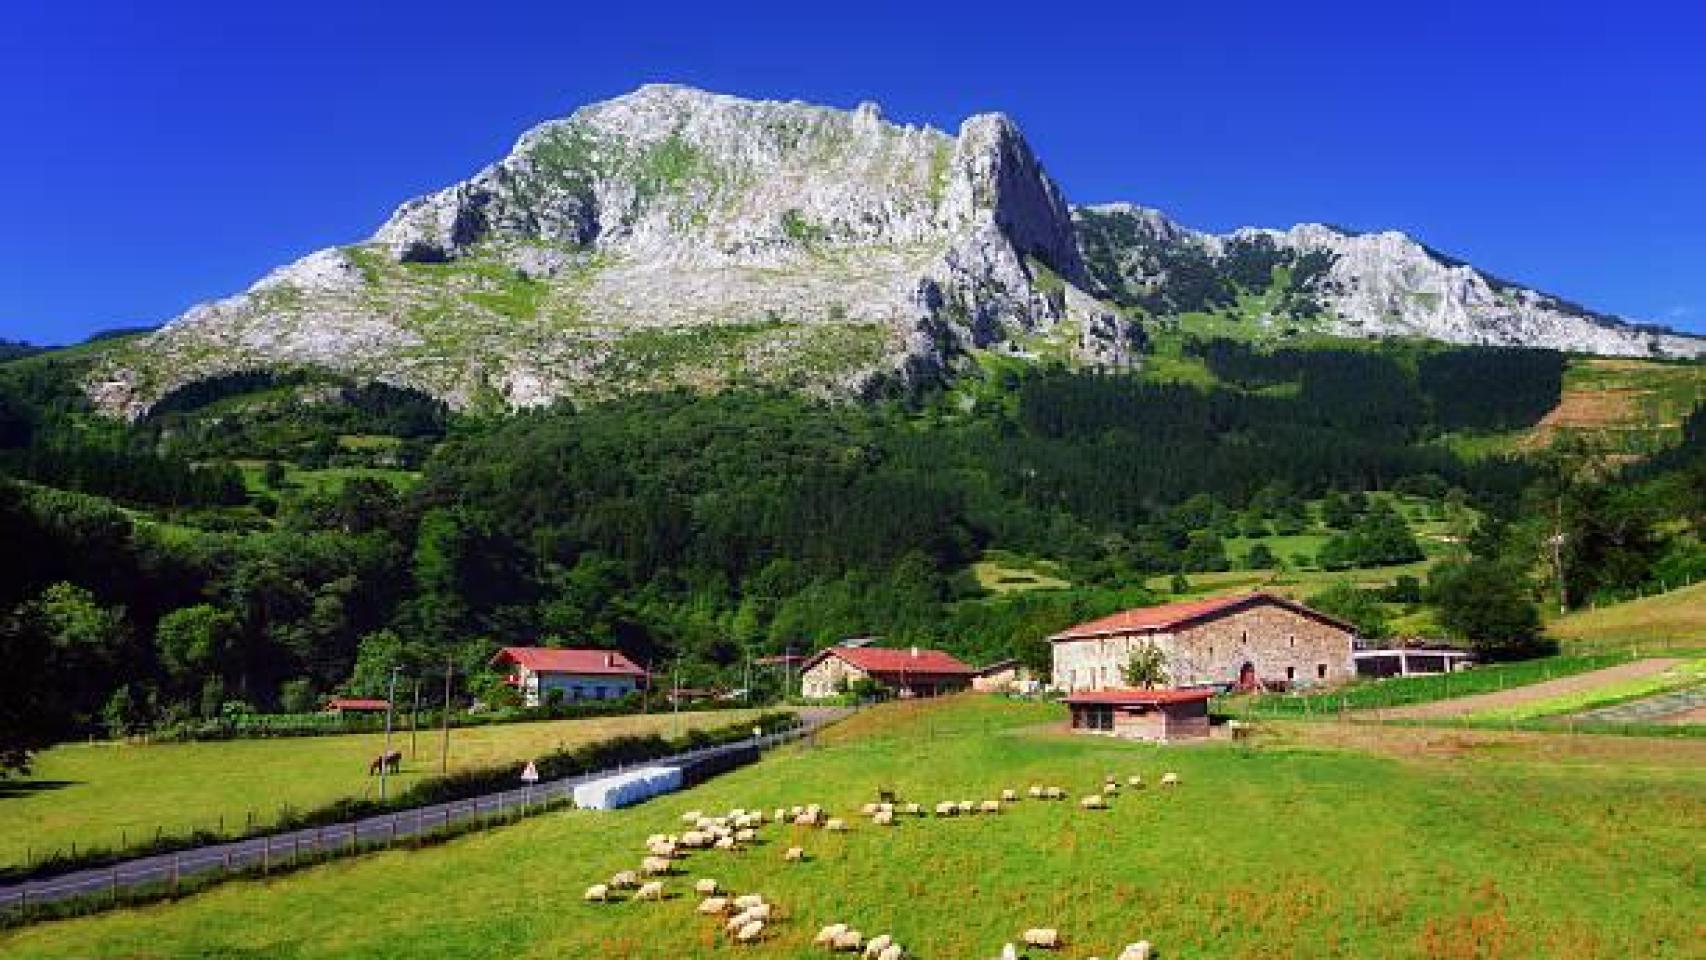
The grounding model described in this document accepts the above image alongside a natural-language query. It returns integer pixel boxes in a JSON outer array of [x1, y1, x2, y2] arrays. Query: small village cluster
[[581, 771, 1183, 957]]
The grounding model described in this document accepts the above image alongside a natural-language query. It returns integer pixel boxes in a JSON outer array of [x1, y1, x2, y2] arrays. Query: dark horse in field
[[368, 750, 402, 775]]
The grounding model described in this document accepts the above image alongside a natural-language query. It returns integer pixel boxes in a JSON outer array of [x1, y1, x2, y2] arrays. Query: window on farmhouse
[[1289, 635, 1295, 648], [1317, 664, 1328, 679], [1286, 666, 1296, 680]]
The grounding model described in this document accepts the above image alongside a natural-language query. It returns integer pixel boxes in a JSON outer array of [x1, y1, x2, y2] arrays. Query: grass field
[[0, 709, 770, 870], [4, 695, 1701, 958], [1548, 582, 1706, 652]]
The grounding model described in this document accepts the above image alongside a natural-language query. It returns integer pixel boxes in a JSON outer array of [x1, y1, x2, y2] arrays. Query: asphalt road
[[1, 709, 845, 912]]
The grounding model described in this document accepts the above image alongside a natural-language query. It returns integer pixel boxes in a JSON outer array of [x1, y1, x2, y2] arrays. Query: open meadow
[[0, 709, 771, 869], [3, 695, 1700, 959]]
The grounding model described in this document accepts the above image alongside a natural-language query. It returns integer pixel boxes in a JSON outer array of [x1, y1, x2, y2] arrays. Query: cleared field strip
[[1377, 658, 1683, 720], [1566, 686, 1706, 725]]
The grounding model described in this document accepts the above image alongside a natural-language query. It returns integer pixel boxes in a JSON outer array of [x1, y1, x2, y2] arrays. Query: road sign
[[520, 761, 540, 783]]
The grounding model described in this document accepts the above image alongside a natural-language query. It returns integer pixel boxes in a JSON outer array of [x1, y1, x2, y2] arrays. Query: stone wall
[[800, 656, 867, 699], [1051, 599, 1355, 691]]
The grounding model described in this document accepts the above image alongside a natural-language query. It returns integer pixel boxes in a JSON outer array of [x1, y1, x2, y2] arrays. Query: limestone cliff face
[[91, 86, 1130, 417], [1074, 204, 1704, 358]]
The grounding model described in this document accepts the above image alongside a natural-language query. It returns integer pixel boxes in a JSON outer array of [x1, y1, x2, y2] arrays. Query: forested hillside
[[1, 337, 1700, 772]]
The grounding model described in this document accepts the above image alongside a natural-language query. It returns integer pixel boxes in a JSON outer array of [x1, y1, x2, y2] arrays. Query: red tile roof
[[1049, 592, 1353, 642], [1062, 688, 1214, 705], [491, 646, 647, 677], [324, 698, 390, 712], [807, 645, 974, 677]]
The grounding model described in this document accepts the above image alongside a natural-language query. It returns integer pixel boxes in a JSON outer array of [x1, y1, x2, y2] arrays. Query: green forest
[[1, 337, 1701, 772]]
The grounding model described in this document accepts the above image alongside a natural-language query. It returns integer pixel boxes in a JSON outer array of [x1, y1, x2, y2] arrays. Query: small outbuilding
[[970, 658, 1033, 693], [323, 697, 390, 715], [1063, 688, 1213, 741]]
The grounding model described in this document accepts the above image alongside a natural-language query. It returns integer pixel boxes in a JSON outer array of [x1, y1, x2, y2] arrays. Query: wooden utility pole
[[439, 658, 453, 775], [409, 678, 422, 759]]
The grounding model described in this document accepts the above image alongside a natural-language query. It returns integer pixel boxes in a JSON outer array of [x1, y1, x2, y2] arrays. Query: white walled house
[[491, 646, 649, 706]]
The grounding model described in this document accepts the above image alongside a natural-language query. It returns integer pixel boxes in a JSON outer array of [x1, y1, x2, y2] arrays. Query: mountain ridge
[[87, 85, 1702, 418]]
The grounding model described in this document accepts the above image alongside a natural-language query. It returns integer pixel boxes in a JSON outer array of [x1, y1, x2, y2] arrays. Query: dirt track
[[1376, 658, 1684, 720]]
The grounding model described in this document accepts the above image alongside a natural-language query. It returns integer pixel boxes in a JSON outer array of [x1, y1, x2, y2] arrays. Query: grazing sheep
[[1128, 774, 1145, 788], [697, 896, 730, 915], [736, 828, 757, 843], [681, 810, 703, 824], [877, 802, 894, 814], [640, 856, 673, 876], [902, 802, 923, 816], [1001, 943, 1020, 960], [744, 902, 774, 921], [1104, 781, 1120, 794], [1023, 927, 1063, 948], [1079, 794, 1108, 810], [832, 930, 864, 952], [715, 836, 737, 851], [979, 800, 1002, 814], [652, 838, 683, 856], [958, 800, 976, 814], [1001, 788, 1019, 802], [735, 919, 765, 943], [860, 802, 879, 816], [609, 870, 639, 889], [635, 880, 665, 901], [582, 883, 609, 902], [814, 923, 849, 945], [1117, 940, 1154, 960], [873, 810, 895, 826], [1027, 784, 1044, 798], [864, 933, 893, 958], [732, 893, 766, 910], [646, 833, 668, 846], [877, 946, 904, 960], [826, 818, 848, 832], [775, 808, 788, 823], [1044, 786, 1066, 800], [1161, 772, 1180, 787], [784, 846, 807, 862], [694, 878, 720, 895], [935, 801, 958, 817], [725, 911, 753, 934], [794, 811, 821, 827]]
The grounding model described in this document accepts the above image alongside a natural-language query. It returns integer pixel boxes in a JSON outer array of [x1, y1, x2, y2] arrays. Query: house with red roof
[[1050, 592, 1357, 693], [491, 646, 649, 707], [798, 644, 975, 700]]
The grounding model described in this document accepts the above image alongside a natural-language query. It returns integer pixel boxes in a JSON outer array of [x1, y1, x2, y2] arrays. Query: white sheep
[[958, 800, 975, 814], [646, 833, 668, 846], [1045, 786, 1066, 800], [774, 807, 789, 823], [715, 836, 738, 851], [697, 896, 730, 915], [979, 799, 1002, 814], [1027, 784, 1044, 798], [1118, 940, 1154, 960], [1161, 772, 1180, 787], [860, 802, 879, 816], [864, 933, 893, 958], [1001, 943, 1020, 960], [794, 811, 821, 827], [635, 880, 665, 901], [694, 878, 720, 895], [1127, 774, 1145, 788], [935, 801, 958, 817], [873, 810, 895, 826], [744, 902, 773, 921], [735, 919, 765, 943], [877, 945, 905, 960], [814, 923, 849, 946], [583, 883, 609, 902], [1001, 788, 1019, 802], [1104, 780, 1120, 794], [609, 870, 639, 889], [681, 810, 703, 824], [725, 911, 753, 934], [640, 856, 673, 876], [825, 818, 848, 832], [784, 846, 807, 862], [736, 828, 757, 843], [1080, 794, 1108, 810], [732, 893, 766, 910], [833, 930, 865, 952], [1023, 927, 1063, 948], [902, 802, 924, 816]]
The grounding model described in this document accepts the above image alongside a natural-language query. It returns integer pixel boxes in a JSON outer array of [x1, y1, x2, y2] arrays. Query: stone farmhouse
[[491, 646, 649, 706], [1050, 592, 1357, 693], [799, 645, 975, 699]]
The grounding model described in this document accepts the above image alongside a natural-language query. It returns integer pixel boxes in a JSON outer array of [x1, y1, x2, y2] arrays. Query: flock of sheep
[[580, 769, 1183, 957]]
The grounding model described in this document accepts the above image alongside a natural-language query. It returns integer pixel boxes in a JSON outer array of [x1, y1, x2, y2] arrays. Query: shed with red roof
[[1063, 688, 1213, 741], [491, 646, 648, 707], [1050, 592, 1356, 694], [798, 644, 975, 700]]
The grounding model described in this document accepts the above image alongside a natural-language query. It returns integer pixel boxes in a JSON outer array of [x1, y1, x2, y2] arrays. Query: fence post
[[263, 836, 269, 875], [171, 854, 180, 894], [110, 866, 120, 903]]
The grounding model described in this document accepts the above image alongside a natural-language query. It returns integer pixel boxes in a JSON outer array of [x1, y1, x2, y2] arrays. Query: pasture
[[4, 695, 1700, 958], [0, 709, 772, 870], [1548, 582, 1706, 653]]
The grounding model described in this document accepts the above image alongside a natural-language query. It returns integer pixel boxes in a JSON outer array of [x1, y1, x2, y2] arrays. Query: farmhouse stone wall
[[800, 656, 868, 699], [1052, 599, 1355, 692]]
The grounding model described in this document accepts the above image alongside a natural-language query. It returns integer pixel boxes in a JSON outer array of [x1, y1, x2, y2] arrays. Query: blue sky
[[4, 0, 1704, 343]]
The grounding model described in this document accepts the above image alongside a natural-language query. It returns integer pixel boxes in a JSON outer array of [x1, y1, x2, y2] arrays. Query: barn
[[798, 645, 975, 699], [1050, 592, 1357, 693]]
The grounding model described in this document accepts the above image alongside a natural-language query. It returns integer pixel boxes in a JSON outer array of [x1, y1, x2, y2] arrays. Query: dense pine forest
[[1, 335, 1701, 772]]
